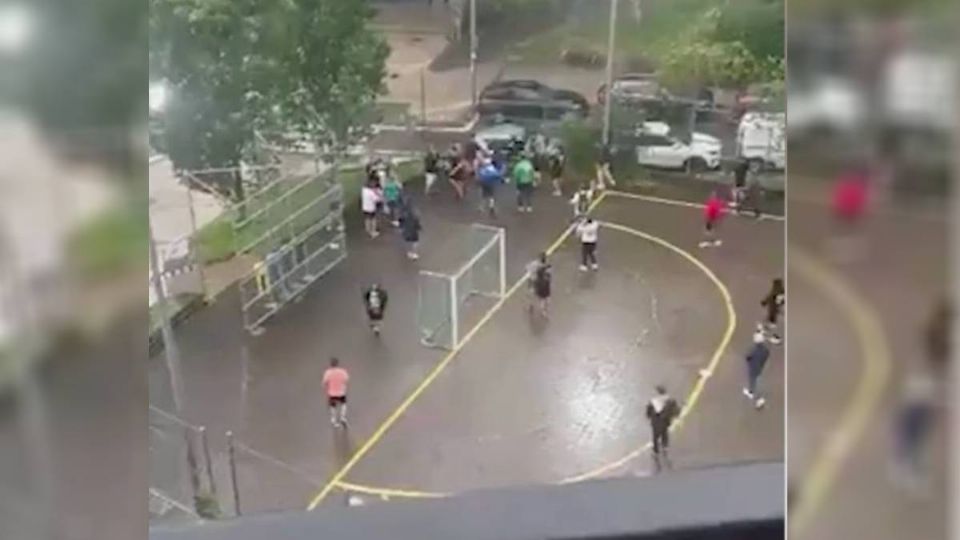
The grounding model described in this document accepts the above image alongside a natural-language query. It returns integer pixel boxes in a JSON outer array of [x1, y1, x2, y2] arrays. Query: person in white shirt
[[576, 217, 600, 271], [570, 183, 594, 222], [360, 180, 382, 238]]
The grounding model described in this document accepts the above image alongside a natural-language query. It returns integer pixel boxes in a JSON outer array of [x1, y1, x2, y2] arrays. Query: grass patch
[[69, 196, 148, 279], [194, 158, 422, 263]]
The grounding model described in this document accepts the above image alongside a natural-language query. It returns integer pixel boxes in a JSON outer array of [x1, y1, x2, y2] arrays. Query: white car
[[787, 76, 865, 136], [737, 112, 785, 172], [634, 121, 722, 171]]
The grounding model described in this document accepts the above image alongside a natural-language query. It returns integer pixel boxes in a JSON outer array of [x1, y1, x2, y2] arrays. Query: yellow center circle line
[[328, 218, 738, 500]]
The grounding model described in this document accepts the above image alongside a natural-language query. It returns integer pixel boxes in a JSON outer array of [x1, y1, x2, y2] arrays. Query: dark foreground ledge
[[151, 461, 784, 540]]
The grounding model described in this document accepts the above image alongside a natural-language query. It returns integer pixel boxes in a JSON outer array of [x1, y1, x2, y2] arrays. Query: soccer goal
[[417, 224, 506, 349]]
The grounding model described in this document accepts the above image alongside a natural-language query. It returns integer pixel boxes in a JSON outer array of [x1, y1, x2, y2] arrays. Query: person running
[[477, 158, 504, 217], [760, 278, 785, 344], [576, 217, 600, 271], [570, 183, 594, 222], [646, 385, 680, 468], [424, 146, 440, 195], [730, 158, 748, 211], [400, 203, 422, 260], [699, 191, 725, 248], [362, 283, 389, 335], [743, 325, 771, 409], [382, 172, 404, 227], [891, 369, 937, 493], [595, 142, 616, 190], [512, 152, 537, 213], [448, 156, 470, 200], [322, 357, 350, 427], [526, 252, 552, 317], [547, 143, 566, 196], [360, 179, 382, 238]]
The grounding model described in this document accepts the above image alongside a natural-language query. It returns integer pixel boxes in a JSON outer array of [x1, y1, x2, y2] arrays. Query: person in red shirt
[[699, 191, 726, 248], [322, 357, 350, 428]]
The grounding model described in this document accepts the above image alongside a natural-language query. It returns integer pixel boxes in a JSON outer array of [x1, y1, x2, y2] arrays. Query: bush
[[559, 120, 601, 179]]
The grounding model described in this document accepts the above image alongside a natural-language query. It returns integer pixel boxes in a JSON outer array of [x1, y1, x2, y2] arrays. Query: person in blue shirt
[[477, 158, 505, 217]]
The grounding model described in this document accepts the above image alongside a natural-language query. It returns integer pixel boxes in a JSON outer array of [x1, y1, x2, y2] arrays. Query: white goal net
[[417, 224, 506, 349]]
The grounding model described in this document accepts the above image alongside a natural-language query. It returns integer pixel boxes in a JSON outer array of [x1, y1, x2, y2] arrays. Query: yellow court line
[[559, 221, 737, 483], [305, 193, 610, 510], [606, 190, 786, 222], [788, 247, 891, 536], [328, 219, 737, 497]]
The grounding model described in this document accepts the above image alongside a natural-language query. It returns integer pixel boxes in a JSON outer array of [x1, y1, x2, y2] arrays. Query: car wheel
[[686, 157, 708, 174], [747, 158, 764, 175]]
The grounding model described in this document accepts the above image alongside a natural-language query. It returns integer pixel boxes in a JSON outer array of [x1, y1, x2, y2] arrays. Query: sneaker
[[526, 207, 534, 213], [373, 326, 381, 335], [591, 263, 599, 271], [339, 417, 348, 428], [742, 387, 754, 399], [769, 335, 782, 345], [407, 252, 419, 260], [553, 190, 562, 197], [698, 241, 712, 248], [754, 397, 766, 409], [579, 264, 589, 272], [713, 239, 723, 247]]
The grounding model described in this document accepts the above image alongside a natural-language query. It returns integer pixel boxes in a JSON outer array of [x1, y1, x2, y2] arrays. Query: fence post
[[199, 426, 218, 501], [227, 431, 241, 516], [420, 69, 427, 125]]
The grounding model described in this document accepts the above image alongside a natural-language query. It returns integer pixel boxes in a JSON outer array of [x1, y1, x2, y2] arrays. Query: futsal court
[[309, 190, 785, 507]]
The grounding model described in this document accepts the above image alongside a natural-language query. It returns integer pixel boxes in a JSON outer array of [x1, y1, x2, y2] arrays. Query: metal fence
[[148, 406, 218, 521], [222, 433, 328, 516]]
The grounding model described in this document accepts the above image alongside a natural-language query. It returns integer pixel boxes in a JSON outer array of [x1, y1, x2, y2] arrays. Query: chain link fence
[[148, 406, 219, 522]]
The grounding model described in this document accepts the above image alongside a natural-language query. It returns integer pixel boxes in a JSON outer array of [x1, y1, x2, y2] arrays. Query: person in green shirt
[[382, 172, 403, 227], [512, 153, 536, 213]]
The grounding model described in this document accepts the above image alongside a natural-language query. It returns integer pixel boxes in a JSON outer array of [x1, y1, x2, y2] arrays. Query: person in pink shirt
[[699, 191, 726, 248], [322, 357, 350, 427]]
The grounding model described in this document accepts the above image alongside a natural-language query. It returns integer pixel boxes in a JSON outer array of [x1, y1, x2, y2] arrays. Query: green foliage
[[559, 121, 600, 179], [195, 493, 221, 519], [68, 197, 148, 279], [150, 0, 388, 179], [659, 38, 783, 90], [7, 0, 147, 177], [714, 0, 785, 62]]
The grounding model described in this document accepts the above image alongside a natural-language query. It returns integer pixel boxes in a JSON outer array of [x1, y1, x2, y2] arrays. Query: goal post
[[417, 224, 506, 349]]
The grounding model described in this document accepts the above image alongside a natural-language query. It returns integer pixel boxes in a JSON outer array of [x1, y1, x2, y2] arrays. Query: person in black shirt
[[362, 283, 388, 335], [646, 385, 680, 470], [424, 146, 440, 194], [760, 278, 785, 344], [527, 252, 552, 317]]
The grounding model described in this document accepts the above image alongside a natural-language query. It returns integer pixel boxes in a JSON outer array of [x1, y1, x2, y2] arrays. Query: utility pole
[[602, 0, 619, 146], [149, 222, 202, 507], [469, 0, 478, 108]]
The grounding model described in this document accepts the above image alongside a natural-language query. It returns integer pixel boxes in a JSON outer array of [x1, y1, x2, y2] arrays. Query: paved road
[[786, 178, 949, 540], [149, 165, 784, 514]]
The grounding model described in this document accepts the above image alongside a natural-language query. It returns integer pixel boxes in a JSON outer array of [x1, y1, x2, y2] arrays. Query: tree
[[150, 0, 387, 198], [7, 0, 148, 180], [272, 0, 388, 162]]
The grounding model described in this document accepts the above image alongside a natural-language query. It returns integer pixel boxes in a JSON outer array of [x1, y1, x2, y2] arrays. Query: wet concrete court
[[148, 181, 784, 514], [320, 193, 785, 505], [787, 184, 949, 540]]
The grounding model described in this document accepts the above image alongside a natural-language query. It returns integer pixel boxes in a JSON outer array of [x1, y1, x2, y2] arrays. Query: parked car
[[737, 112, 785, 173], [632, 121, 722, 172], [597, 73, 671, 106], [478, 80, 589, 131], [480, 79, 590, 111], [474, 121, 526, 155]]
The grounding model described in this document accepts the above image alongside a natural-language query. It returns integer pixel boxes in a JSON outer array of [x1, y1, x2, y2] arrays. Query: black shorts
[[363, 211, 377, 219], [328, 395, 346, 407], [534, 282, 551, 299], [705, 219, 716, 232], [480, 183, 496, 198], [367, 309, 383, 321]]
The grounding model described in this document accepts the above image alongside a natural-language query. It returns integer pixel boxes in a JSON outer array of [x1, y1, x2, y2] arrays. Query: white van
[[737, 112, 785, 173]]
